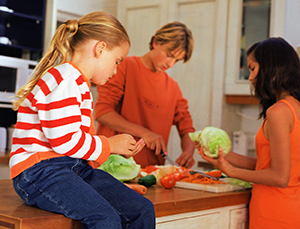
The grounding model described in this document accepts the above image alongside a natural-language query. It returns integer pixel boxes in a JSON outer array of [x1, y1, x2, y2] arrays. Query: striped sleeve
[[37, 66, 109, 160], [10, 63, 110, 170]]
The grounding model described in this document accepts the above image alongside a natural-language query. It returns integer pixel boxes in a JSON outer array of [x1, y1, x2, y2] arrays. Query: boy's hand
[[108, 134, 145, 158]]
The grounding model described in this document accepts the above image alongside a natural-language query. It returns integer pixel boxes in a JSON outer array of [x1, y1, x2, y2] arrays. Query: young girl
[[198, 37, 300, 228], [9, 11, 155, 229]]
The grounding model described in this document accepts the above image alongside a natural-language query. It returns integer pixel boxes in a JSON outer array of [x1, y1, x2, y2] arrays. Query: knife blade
[[189, 169, 219, 181], [160, 150, 179, 166]]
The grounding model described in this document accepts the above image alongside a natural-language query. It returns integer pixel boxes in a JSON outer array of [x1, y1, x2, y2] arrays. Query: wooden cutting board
[[175, 180, 248, 193]]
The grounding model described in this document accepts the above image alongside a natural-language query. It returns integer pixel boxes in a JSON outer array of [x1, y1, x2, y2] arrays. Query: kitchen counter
[[0, 179, 250, 228], [144, 185, 250, 217]]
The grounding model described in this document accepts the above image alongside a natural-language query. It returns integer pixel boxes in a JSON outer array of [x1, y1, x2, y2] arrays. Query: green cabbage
[[224, 178, 252, 188], [189, 130, 202, 142], [189, 127, 232, 158], [98, 155, 141, 182]]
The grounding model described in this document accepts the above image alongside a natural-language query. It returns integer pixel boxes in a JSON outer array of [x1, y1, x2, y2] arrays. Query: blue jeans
[[13, 157, 156, 229]]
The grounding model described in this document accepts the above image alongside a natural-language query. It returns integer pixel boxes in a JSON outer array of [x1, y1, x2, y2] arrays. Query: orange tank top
[[249, 100, 300, 229]]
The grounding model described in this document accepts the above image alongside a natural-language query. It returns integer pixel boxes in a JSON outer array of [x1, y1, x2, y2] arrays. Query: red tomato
[[173, 167, 189, 181], [161, 174, 176, 189], [173, 172, 183, 181]]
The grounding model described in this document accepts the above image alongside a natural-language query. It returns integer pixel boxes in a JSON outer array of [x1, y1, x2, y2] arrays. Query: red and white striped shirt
[[9, 62, 110, 179]]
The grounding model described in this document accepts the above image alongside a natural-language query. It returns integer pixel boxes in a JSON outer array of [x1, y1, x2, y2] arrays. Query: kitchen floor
[[0, 164, 10, 179]]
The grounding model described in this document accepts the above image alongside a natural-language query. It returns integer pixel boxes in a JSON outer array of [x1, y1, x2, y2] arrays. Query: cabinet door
[[117, 0, 229, 162], [224, 0, 295, 95], [229, 207, 249, 229], [117, 0, 169, 57], [156, 211, 221, 229], [167, 0, 228, 129]]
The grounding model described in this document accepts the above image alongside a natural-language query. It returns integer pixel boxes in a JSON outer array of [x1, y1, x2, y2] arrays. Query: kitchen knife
[[189, 170, 219, 181], [160, 150, 179, 166]]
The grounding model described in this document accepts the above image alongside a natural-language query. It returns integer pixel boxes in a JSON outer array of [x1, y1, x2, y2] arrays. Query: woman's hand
[[194, 141, 201, 151], [198, 147, 234, 176], [108, 134, 145, 158]]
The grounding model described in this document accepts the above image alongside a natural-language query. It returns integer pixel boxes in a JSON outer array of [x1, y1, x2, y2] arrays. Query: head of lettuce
[[189, 127, 232, 158], [98, 155, 141, 182]]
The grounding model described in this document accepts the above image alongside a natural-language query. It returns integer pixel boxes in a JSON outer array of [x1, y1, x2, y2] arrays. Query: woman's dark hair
[[246, 37, 300, 119]]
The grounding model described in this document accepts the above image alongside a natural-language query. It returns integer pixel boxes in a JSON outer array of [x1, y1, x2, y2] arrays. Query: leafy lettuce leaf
[[98, 155, 141, 182]]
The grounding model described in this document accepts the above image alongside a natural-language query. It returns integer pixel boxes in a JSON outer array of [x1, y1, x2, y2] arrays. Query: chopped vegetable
[[140, 165, 158, 174], [224, 178, 252, 188], [189, 127, 232, 158], [138, 174, 157, 187], [180, 173, 225, 185], [204, 170, 222, 178], [145, 165, 177, 181], [173, 171, 184, 181], [124, 183, 147, 195], [98, 155, 141, 182], [138, 165, 190, 186], [161, 174, 176, 189]]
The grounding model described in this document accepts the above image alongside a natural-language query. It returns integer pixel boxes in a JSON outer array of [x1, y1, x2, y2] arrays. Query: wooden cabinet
[[230, 207, 249, 229], [156, 204, 249, 229], [117, 0, 229, 164], [117, 0, 228, 132], [0, 0, 46, 58], [224, 0, 300, 96]]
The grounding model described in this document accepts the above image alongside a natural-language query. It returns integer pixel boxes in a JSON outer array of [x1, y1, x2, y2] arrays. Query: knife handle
[[160, 150, 166, 157]]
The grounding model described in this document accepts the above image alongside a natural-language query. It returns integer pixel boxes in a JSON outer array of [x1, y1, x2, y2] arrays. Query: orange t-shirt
[[94, 56, 195, 167], [250, 100, 300, 228]]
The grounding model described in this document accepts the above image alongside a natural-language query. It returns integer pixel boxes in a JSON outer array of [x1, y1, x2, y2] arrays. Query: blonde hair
[[13, 11, 130, 110], [149, 22, 194, 63]]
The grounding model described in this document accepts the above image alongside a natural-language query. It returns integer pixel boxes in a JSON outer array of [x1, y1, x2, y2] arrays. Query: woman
[[198, 37, 300, 228]]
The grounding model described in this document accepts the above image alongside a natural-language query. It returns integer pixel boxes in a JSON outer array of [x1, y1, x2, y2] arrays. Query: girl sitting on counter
[[9, 11, 155, 229]]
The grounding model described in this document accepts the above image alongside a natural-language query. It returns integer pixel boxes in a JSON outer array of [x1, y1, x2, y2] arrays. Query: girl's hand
[[108, 134, 145, 158], [194, 141, 201, 151], [198, 147, 234, 176]]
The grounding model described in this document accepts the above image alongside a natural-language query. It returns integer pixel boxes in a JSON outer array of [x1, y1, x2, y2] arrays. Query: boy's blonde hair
[[149, 21, 194, 63], [13, 11, 130, 110]]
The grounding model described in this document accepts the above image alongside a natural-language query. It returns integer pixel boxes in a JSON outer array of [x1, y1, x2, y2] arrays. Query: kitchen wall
[[57, 0, 117, 16]]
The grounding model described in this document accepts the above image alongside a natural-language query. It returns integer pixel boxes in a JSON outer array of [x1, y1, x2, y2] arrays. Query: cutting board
[[175, 180, 248, 193]]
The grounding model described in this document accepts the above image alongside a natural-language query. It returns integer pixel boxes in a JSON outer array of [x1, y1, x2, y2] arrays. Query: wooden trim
[[225, 95, 259, 104], [0, 220, 15, 229], [0, 155, 9, 164], [153, 192, 250, 217]]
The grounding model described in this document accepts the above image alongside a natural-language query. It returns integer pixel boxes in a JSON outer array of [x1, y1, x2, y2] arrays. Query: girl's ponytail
[[12, 19, 80, 110], [13, 11, 129, 110]]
